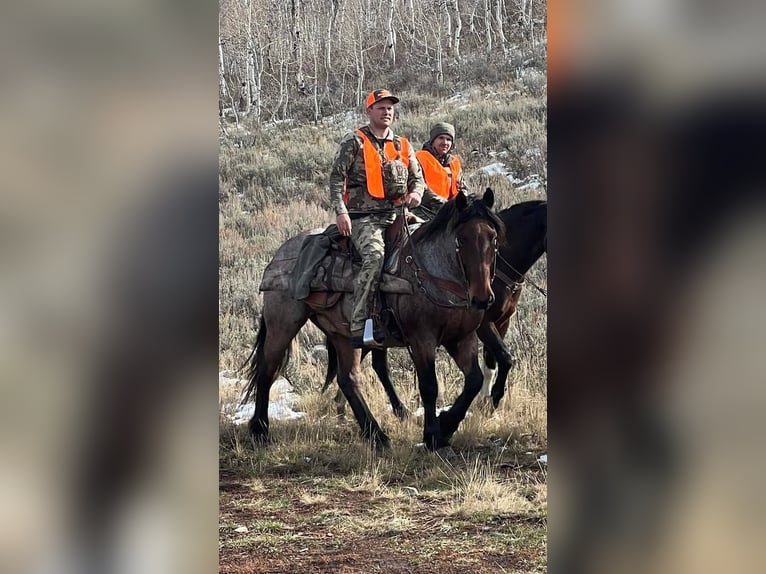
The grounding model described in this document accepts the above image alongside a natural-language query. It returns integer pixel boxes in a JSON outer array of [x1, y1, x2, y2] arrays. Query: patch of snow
[[479, 162, 511, 177], [222, 375, 306, 424], [537, 454, 547, 465], [479, 163, 545, 191], [414, 404, 452, 417], [513, 173, 544, 191], [321, 110, 364, 130], [516, 181, 542, 191], [413, 405, 472, 418]]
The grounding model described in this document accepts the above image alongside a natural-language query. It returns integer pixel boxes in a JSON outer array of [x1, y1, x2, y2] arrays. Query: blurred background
[[0, 1, 218, 573], [548, 0, 766, 572]]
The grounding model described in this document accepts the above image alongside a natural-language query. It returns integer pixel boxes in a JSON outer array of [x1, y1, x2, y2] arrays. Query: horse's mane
[[415, 195, 506, 244], [497, 200, 546, 240], [498, 200, 546, 227]]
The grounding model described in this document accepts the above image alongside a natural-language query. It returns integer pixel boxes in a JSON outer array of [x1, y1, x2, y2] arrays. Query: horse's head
[[454, 188, 505, 310], [498, 200, 547, 275]]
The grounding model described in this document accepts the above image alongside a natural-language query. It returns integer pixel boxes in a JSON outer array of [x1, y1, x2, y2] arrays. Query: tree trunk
[[494, 0, 507, 54], [243, 0, 254, 115], [325, 0, 339, 99], [386, 0, 396, 65], [484, 0, 493, 57], [219, 37, 238, 125], [355, 46, 365, 107], [448, 0, 462, 60], [291, 0, 305, 92]]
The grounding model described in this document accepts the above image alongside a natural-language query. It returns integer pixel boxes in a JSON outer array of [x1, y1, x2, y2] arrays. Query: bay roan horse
[[242, 189, 504, 450], [323, 200, 547, 414]]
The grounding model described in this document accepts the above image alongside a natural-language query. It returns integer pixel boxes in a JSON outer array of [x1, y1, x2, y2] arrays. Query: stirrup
[[351, 319, 385, 349]]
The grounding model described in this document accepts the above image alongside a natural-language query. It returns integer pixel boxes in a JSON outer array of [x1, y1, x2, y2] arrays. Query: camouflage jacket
[[329, 126, 429, 216]]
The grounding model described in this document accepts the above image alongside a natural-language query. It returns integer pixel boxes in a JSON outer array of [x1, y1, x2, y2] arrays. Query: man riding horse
[[329, 89, 441, 348]]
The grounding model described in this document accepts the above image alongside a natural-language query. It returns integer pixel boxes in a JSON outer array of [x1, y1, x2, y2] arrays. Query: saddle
[[259, 211, 423, 307]]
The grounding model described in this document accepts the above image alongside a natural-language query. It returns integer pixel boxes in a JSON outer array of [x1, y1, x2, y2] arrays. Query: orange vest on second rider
[[415, 150, 462, 200], [355, 129, 411, 199]]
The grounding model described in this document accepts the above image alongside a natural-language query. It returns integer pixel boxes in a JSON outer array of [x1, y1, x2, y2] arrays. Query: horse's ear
[[456, 190, 468, 211], [483, 187, 495, 209]]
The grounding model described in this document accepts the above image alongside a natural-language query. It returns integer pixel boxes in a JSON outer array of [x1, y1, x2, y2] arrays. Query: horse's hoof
[[423, 433, 451, 451], [374, 434, 391, 451]]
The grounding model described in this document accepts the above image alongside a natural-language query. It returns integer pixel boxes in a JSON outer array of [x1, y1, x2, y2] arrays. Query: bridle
[[402, 206, 498, 308], [494, 250, 547, 297]]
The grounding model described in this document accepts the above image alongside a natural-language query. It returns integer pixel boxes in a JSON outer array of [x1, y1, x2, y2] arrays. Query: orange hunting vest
[[355, 129, 411, 199], [416, 150, 462, 199]]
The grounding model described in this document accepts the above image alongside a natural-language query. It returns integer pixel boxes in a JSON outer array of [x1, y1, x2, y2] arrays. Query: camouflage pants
[[350, 212, 395, 333]]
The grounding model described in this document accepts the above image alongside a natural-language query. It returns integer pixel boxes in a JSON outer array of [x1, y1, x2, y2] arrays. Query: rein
[[401, 205, 497, 309], [495, 252, 547, 297]]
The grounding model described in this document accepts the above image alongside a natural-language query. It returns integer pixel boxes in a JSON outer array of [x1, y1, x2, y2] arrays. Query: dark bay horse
[[242, 189, 505, 449], [323, 200, 547, 413]]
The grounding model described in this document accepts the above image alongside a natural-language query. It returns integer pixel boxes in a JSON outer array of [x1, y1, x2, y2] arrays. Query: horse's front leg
[[331, 336, 390, 449], [411, 343, 448, 450], [440, 333, 484, 440], [488, 318, 515, 408], [477, 320, 515, 408]]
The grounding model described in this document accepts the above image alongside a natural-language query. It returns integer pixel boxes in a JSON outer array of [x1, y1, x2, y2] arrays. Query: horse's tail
[[321, 335, 338, 393], [240, 316, 291, 405]]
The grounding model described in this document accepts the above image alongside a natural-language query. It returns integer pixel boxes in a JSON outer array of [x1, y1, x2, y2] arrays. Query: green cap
[[429, 122, 456, 143]]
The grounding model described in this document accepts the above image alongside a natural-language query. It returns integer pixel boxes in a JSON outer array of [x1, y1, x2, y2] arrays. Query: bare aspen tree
[[467, 0, 480, 35], [280, 59, 290, 119], [437, 39, 444, 85], [520, 0, 531, 29], [269, 40, 289, 121], [420, 0, 445, 85], [218, 37, 228, 106], [312, 40, 320, 123], [219, 37, 239, 125], [494, 0, 507, 54], [325, 0, 340, 98], [218, 0, 544, 124], [291, 0, 305, 91], [242, 0, 255, 115], [303, 12, 321, 123], [447, 0, 462, 60], [484, 0, 493, 56], [386, 0, 396, 65], [355, 43, 366, 107], [444, 1, 453, 53], [251, 45, 264, 120]]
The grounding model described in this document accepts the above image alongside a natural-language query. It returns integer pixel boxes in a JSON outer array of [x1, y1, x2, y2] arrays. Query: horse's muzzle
[[471, 293, 495, 310]]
